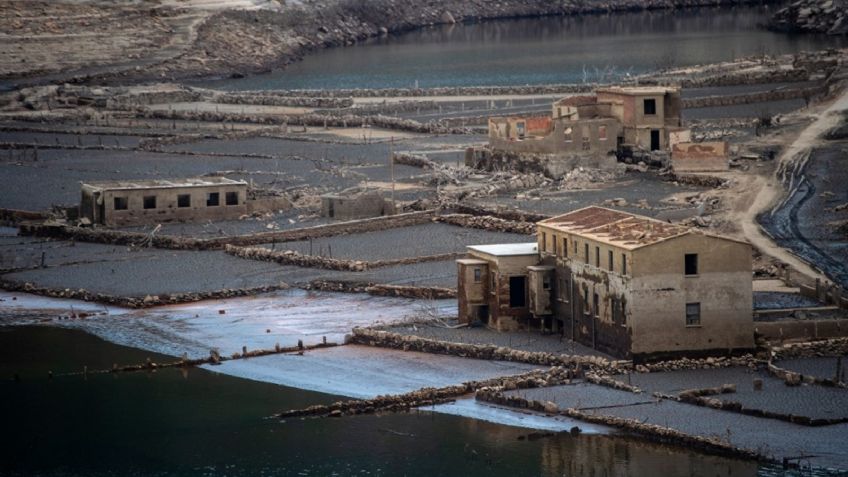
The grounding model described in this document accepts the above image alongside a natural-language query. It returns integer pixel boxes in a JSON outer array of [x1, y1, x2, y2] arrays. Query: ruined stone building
[[457, 206, 754, 360], [320, 190, 396, 220], [80, 178, 251, 226], [480, 86, 685, 176]]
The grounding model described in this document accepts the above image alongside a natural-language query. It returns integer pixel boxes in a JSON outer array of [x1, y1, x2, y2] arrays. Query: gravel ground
[[505, 382, 655, 410], [778, 357, 846, 382], [473, 172, 705, 218], [618, 367, 848, 420], [357, 260, 457, 288], [597, 398, 848, 469], [261, 222, 531, 261], [162, 137, 406, 162], [0, 149, 357, 211], [118, 210, 332, 238], [2, 249, 300, 296], [0, 237, 163, 271], [381, 321, 612, 358], [754, 291, 823, 310]]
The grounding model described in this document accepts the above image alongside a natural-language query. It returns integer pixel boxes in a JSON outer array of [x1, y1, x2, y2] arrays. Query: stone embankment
[[681, 85, 825, 109], [273, 367, 574, 419], [0, 280, 289, 308], [350, 328, 618, 371], [213, 94, 354, 109], [768, 0, 848, 34], [766, 338, 848, 388], [475, 385, 763, 460], [307, 280, 457, 299]]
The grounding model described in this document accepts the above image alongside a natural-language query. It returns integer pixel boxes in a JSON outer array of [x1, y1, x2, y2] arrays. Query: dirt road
[[739, 89, 848, 282]]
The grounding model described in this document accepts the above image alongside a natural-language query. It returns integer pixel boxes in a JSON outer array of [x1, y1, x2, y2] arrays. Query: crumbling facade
[[80, 178, 250, 227], [457, 206, 754, 360], [671, 141, 730, 172], [483, 86, 685, 174]]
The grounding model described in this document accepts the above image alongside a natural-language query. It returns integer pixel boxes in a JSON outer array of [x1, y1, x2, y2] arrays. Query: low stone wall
[[663, 172, 729, 189], [139, 109, 471, 135], [0, 279, 289, 308], [754, 318, 848, 342], [448, 203, 550, 223], [392, 152, 435, 169], [682, 86, 823, 109], [18, 210, 438, 250], [350, 327, 617, 370], [225, 244, 459, 271], [307, 280, 457, 299], [273, 367, 574, 419], [214, 94, 354, 109], [771, 337, 848, 359]]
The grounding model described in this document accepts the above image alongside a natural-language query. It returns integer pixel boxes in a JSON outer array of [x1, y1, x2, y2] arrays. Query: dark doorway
[[650, 130, 661, 151], [509, 276, 527, 308], [477, 305, 489, 324]]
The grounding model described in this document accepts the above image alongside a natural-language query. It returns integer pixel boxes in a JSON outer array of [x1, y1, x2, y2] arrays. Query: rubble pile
[[559, 167, 624, 191], [435, 214, 535, 235]]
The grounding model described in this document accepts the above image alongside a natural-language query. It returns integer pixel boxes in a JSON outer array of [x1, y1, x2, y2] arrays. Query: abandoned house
[[320, 190, 396, 221], [457, 206, 754, 360], [80, 177, 253, 227], [484, 86, 685, 171]]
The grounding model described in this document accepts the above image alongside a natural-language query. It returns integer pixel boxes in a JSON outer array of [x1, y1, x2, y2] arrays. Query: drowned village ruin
[[2, 1, 848, 473]]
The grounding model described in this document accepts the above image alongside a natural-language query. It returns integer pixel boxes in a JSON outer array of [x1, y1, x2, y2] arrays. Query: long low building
[[80, 177, 251, 227], [457, 206, 754, 361]]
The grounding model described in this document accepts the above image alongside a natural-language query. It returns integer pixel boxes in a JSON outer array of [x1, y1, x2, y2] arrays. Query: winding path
[[740, 88, 848, 282]]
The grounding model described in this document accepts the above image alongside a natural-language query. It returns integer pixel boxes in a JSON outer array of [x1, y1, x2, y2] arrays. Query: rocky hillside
[[768, 0, 848, 34], [2, 0, 786, 87]]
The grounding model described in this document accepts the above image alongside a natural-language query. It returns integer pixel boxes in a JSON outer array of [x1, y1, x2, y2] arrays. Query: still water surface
[[203, 5, 847, 91], [0, 326, 768, 476]]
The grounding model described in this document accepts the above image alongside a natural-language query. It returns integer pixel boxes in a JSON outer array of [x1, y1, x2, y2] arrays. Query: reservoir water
[[1, 326, 764, 477], [202, 5, 847, 91]]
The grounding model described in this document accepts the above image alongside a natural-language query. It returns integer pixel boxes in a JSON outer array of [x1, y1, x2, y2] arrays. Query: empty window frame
[[553, 235, 558, 255], [113, 197, 128, 211], [207, 192, 220, 207], [686, 302, 701, 326], [574, 239, 578, 255], [584, 243, 589, 263], [595, 246, 600, 267], [143, 196, 157, 210], [622, 253, 628, 275], [644, 98, 657, 115], [608, 250, 614, 271], [583, 289, 589, 314], [685, 253, 699, 276], [563, 237, 568, 257], [598, 125, 608, 141], [473, 267, 482, 283], [543, 276, 551, 291], [541, 232, 547, 252], [177, 194, 191, 208], [593, 293, 600, 318], [225, 191, 239, 206]]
